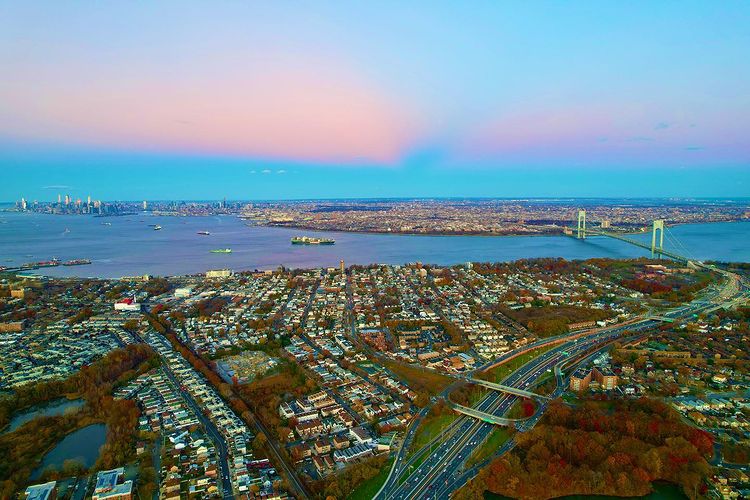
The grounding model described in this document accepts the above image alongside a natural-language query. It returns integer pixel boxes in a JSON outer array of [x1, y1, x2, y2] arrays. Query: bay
[[0, 212, 748, 279]]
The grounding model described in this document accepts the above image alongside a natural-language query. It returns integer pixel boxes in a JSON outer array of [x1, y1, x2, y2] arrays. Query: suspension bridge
[[450, 213, 697, 426], [565, 209, 694, 263]]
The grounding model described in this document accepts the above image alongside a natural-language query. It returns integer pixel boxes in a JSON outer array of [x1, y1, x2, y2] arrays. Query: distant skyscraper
[[20, 198, 27, 210], [57, 193, 61, 204], [340, 259, 345, 273], [65, 194, 70, 205], [143, 200, 148, 210]]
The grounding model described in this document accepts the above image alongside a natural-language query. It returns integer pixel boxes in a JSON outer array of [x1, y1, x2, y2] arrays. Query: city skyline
[[2, 1, 750, 200]]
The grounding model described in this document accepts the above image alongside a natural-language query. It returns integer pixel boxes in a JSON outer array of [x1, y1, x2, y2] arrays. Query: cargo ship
[[20, 259, 60, 270], [291, 236, 335, 245], [62, 259, 92, 266], [197, 231, 211, 235], [210, 248, 232, 253]]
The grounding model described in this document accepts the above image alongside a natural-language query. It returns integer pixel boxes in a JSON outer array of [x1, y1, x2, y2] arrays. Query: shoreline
[[5, 254, 716, 282], [248, 219, 746, 238], [3, 210, 746, 238], [3, 215, 748, 280]]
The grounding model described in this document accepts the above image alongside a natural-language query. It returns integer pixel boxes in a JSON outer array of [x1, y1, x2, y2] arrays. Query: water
[[31, 423, 106, 479], [3, 398, 84, 434], [485, 482, 687, 499], [554, 482, 687, 499], [0, 212, 748, 278]]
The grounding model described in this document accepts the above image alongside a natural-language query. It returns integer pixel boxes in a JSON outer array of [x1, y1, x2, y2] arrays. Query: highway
[[374, 319, 654, 499], [386, 328, 637, 500], [377, 266, 747, 499]]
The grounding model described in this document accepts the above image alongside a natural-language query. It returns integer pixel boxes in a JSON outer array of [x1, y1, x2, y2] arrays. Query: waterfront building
[[206, 269, 233, 278]]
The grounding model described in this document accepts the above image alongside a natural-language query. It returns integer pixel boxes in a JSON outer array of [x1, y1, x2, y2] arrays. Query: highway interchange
[[375, 264, 749, 500]]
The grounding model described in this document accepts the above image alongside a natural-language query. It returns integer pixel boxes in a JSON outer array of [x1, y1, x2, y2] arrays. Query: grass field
[[411, 413, 457, 453], [381, 359, 453, 396], [479, 343, 558, 384], [466, 427, 512, 467], [349, 458, 393, 500]]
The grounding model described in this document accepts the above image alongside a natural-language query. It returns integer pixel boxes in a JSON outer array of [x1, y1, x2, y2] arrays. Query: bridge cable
[[664, 226, 696, 261], [662, 229, 685, 259]]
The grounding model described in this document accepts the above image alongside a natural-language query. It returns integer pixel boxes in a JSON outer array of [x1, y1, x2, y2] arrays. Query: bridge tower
[[576, 209, 586, 239], [651, 220, 664, 258]]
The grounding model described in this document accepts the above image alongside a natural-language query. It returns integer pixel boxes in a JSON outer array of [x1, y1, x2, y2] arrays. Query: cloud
[[42, 185, 71, 189], [261, 169, 272, 174], [626, 136, 654, 142], [654, 122, 670, 130], [1, 55, 422, 166], [249, 170, 256, 174], [276, 169, 286, 174], [685, 146, 705, 151]]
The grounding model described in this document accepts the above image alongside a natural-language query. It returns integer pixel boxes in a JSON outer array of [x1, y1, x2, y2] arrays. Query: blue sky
[[1, 1, 749, 200]]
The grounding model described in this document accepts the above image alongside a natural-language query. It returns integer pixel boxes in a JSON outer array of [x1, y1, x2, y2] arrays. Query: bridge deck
[[573, 227, 689, 263], [468, 378, 551, 401], [448, 401, 528, 426]]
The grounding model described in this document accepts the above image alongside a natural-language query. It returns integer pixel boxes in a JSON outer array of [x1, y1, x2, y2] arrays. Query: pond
[[555, 483, 687, 499], [486, 482, 687, 499], [31, 423, 106, 480], [3, 398, 84, 434]]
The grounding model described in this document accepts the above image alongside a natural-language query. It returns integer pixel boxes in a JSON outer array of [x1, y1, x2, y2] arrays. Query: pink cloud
[[1, 58, 422, 165], [454, 101, 750, 165]]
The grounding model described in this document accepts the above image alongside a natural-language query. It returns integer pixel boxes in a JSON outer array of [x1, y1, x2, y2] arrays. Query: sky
[[1, 1, 749, 201]]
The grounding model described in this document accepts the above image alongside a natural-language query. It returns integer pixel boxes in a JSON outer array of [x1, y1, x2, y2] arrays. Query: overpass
[[647, 315, 676, 323], [448, 401, 531, 426], [465, 377, 552, 402]]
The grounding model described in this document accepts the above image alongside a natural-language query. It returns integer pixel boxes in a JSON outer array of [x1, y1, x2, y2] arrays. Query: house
[[332, 434, 350, 450], [349, 426, 374, 446], [314, 438, 331, 455], [296, 418, 324, 439], [289, 442, 312, 461], [688, 411, 707, 426]]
